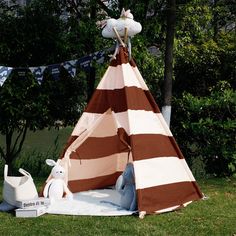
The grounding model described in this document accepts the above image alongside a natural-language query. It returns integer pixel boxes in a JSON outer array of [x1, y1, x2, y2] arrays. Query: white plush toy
[[102, 8, 142, 38], [43, 159, 73, 201], [100, 9, 142, 61]]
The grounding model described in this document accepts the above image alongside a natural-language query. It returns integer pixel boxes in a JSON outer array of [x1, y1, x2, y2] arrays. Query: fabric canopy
[[55, 46, 203, 214]]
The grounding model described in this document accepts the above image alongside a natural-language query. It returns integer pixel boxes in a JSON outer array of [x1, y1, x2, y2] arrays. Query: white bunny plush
[[43, 159, 73, 201]]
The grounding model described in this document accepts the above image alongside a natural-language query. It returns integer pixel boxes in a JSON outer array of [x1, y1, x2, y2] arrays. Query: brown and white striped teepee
[[59, 46, 203, 214]]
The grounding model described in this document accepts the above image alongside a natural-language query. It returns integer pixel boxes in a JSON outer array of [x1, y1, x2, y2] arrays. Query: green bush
[[0, 149, 52, 177], [0, 130, 67, 177], [12, 132, 62, 177], [12, 149, 54, 177], [172, 81, 236, 177]]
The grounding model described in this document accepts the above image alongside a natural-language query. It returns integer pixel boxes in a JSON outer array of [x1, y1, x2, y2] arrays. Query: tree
[[0, 1, 67, 67], [171, 0, 236, 176], [173, 0, 235, 97], [0, 70, 85, 173], [162, 0, 176, 126], [0, 71, 45, 172], [0, 1, 85, 172]]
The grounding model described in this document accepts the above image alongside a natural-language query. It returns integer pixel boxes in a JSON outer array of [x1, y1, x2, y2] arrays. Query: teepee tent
[[56, 46, 203, 214]]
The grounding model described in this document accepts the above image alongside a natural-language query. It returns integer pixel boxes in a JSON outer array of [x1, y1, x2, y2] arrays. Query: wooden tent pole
[[124, 27, 128, 44], [113, 27, 125, 47]]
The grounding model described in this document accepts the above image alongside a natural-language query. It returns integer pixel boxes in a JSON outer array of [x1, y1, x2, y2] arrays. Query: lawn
[[0, 129, 236, 235], [0, 178, 235, 236]]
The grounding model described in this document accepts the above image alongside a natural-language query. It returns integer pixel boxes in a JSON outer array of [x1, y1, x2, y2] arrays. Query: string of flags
[[0, 50, 106, 86]]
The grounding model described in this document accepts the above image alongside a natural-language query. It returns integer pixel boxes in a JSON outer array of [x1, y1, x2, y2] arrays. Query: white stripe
[[72, 110, 173, 137], [131, 67, 149, 90], [155, 201, 192, 214], [133, 157, 195, 189], [72, 112, 101, 136], [72, 111, 120, 138], [181, 159, 196, 182], [156, 113, 173, 136], [116, 110, 173, 136], [97, 64, 143, 90], [67, 153, 128, 181], [155, 205, 181, 214]]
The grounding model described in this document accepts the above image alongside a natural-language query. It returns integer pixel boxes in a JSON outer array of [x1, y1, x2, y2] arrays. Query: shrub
[[172, 81, 236, 177]]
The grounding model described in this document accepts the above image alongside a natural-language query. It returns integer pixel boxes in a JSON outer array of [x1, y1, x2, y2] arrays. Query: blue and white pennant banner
[[0, 49, 106, 86], [47, 64, 61, 81], [78, 55, 92, 71], [62, 60, 77, 78], [92, 50, 105, 64], [0, 66, 13, 86], [29, 66, 47, 84]]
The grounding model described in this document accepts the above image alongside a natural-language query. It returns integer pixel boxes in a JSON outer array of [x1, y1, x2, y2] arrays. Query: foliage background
[[0, 0, 235, 177]]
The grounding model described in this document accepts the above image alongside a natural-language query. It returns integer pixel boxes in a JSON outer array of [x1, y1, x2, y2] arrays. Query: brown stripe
[[60, 135, 78, 158], [70, 134, 184, 161], [85, 87, 160, 114], [169, 136, 185, 160], [71, 135, 130, 160], [118, 128, 130, 148], [110, 47, 136, 67], [137, 181, 203, 213], [144, 90, 161, 113], [68, 172, 122, 192], [131, 134, 185, 160], [129, 58, 137, 67]]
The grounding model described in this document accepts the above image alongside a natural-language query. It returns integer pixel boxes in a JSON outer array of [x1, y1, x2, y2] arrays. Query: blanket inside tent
[[47, 189, 135, 216]]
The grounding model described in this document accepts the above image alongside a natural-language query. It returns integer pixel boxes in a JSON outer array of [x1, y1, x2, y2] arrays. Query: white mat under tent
[[46, 189, 135, 216]]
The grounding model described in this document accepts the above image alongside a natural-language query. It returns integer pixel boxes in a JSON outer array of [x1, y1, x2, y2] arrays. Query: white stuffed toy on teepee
[[101, 8, 142, 60], [102, 8, 142, 38]]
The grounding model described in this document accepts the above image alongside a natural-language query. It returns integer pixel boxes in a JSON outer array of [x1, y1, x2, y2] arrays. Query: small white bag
[[3, 165, 38, 206]]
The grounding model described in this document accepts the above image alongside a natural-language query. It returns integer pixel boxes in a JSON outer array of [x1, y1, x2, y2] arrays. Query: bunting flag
[[29, 66, 47, 84], [0, 66, 13, 86], [62, 60, 77, 78], [92, 50, 105, 64], [14, 68, 30, 78], [0, 49, 107, 86], [77, 55, 92, 71], [47, 64, 61, 81]]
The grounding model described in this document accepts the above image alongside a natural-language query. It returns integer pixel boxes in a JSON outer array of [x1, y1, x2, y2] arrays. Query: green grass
[[0, 178, 235, 236]]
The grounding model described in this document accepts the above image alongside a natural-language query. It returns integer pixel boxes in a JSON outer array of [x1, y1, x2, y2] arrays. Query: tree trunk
[[5, 159, 13, 175], [3, 123, 28, 175], [5, 128, 14, 174], [162, 0, 176, 127], [86, 3, 97, 102], [86, 67, 96, 102]]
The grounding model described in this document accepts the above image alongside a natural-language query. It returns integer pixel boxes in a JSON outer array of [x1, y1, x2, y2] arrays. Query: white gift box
[[15, 206, 47, 218], [16, 197, 51, 208]]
